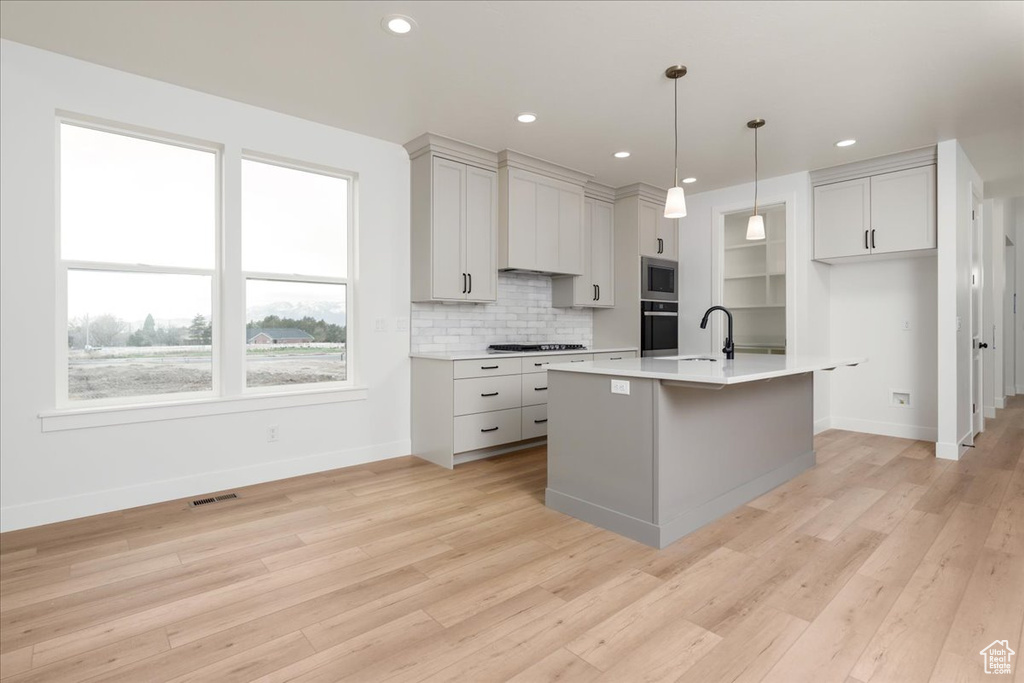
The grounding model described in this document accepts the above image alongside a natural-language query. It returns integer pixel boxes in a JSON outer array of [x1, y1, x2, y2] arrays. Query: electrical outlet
[[956, 316, 962, 331], [891, 391, 911, 407], [267, 425, 279, 442], [611, 379, 630, 395], [902, 319, 911, 331], [374, 317, 389, 332], [396, 317, 409, 331]]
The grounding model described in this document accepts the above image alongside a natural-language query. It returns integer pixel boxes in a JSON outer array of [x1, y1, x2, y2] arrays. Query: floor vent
[[189, 493, 239, 508]]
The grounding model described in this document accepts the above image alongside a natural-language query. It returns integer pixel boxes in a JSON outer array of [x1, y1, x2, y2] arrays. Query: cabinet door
[[639, 201, 661, 258], [658, 214, 678, 261], [814, 177, 871, 260], [572, 199, 596, 304], [431, 157, 467, 299], [464, 165, 498, 301], [591, 199, 615, 306], [506, 168, 538, 271], [535, 183, 561, 273], [557, 187, 584, 275], [869, 165, 936, 255]]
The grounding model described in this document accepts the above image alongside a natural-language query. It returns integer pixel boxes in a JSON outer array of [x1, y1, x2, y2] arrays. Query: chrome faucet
[[700, 306, 735, 360]]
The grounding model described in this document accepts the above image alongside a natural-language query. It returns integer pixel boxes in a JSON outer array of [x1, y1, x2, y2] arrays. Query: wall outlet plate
[[891, 391, 911, 407], [267, 425, 279, 442], [611, 379, 630, 395]]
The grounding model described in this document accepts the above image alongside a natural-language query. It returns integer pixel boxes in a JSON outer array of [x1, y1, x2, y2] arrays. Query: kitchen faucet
[[700, 306, 735, 360]]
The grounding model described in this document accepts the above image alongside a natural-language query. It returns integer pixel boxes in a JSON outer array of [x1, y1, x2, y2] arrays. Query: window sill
[[39, 386, 369, 432]]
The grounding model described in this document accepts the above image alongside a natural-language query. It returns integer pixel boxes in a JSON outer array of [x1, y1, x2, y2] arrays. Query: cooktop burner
[[488, 343, 587, 353]]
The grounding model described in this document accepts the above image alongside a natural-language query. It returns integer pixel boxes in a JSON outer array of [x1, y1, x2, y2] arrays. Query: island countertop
[[546, 353, 865, 385]]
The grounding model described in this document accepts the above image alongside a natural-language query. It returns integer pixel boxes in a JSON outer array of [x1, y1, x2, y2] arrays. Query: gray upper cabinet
[[499, 151, 590, 276], [811, 147, 937, 263], [639, 200, 678, 260], [552, 195, 615, 308], [406, 134, 499, 303]]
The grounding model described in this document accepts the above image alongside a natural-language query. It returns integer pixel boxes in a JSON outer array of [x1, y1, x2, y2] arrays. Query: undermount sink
[[664, 356, 718, 362]]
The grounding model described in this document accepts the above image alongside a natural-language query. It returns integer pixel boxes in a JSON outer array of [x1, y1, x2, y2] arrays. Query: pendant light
[[746, 118, 766, 240], [664, 65, 688, 219]]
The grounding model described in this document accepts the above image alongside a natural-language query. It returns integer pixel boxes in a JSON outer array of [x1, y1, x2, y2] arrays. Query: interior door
[[972, 195, 984, 435], [591, 199, 615, 306], [464, 165, 497, 301], [431, 157, 466, 300], [813, 177, 871, 259], [870, 165, 936, 254]]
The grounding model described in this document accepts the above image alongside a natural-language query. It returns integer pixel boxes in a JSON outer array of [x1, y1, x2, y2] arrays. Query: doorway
[[1007, 238, 1017, 396], [971, 193, 984, 436]]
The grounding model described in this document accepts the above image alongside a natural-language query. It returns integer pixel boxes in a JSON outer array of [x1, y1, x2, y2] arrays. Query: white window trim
[[51, 116, 362, 422]]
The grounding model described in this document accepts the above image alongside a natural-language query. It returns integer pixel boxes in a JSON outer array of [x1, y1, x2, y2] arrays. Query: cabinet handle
[[534, 386, 548, 391], [657, 238, 664, 254], [534, 419, 548, 424], [593, 284, 598, 301], [864, 230, 869, 250], [480, 392, 499, 397], [468, 272, 472, 294], [481, 365, 499, 370], [870, 230, 876, 249], [609, 357, 622, 361], [534, 362, 549, 367], [462, 273, 467, 294], [596, 284, 600, 300], [480, 426, 499, 433], [571, 359, 585, 363]]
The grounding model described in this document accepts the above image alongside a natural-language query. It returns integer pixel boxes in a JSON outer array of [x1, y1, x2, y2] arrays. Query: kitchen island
[[545, 354, 863, 548]]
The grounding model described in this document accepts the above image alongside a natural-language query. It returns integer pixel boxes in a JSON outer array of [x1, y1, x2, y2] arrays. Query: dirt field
[[68, 347, 346, 400]]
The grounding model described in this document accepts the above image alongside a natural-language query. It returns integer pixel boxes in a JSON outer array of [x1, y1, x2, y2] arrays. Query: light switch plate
[[611, 379, 630, 395]]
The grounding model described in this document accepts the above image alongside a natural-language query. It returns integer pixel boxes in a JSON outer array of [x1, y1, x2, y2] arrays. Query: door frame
[[970, 188, 984, 437]]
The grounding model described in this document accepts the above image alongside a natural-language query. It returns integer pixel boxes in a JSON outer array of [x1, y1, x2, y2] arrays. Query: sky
[[61, 124, 348, 324]]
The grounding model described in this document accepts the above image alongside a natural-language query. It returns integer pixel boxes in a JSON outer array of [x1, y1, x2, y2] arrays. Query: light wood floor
[[1, 400, 1022, 683]]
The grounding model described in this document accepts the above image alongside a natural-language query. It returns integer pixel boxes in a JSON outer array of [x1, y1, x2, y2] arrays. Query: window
[[59, 123, 216, 403], [241, 158, 350, 388], [58, 121, 355, 408]]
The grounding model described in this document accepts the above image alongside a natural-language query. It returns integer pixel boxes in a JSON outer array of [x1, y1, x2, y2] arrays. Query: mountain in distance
[[245, 300, 346, 326]]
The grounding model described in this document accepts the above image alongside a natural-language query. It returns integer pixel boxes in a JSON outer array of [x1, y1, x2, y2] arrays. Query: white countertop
[[547, 353, 866, 385], [410, 347, 637, 361]]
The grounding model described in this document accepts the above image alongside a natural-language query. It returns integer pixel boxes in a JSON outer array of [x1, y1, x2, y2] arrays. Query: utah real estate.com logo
[[980, 640, 1015, 675]]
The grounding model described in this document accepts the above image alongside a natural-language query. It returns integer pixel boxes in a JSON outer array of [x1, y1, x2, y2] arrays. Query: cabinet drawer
[[454, 357, 522, 379], [522, 353, 593, 373], [454, 408, 522, 453], [592, 351, 637, 362], [522, 404, 548, 440], [454, 374, 521, 416], [522, 372, 550, 406]]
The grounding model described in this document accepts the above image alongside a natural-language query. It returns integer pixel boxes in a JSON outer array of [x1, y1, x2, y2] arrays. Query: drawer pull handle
[[480, 392, 499, 397], [534, 419, 548, 424], [571, 359, 585, 363], [609, 357, 622, 360], [534, 362, 549, 367], [480, 426, 499, 433], [481, 365, 499, 370], [534, 387, 548, 391]]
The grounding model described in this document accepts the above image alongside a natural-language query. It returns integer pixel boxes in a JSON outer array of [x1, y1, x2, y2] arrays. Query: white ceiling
[[2, 1, 1023, 196]]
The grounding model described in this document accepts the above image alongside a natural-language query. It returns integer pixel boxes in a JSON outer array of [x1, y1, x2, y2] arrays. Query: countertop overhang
[[546, 353, 866, 385], [410, 347, 637, 361]]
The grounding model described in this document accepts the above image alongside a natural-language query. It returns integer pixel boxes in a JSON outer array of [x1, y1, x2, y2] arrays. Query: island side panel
[[411, 357, 455, 468], [655, 372, 815, 543], [546, 370, 656, 536]]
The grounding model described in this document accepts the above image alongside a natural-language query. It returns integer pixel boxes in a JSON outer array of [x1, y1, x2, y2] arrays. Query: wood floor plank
[[0, 398, 1019, 683]]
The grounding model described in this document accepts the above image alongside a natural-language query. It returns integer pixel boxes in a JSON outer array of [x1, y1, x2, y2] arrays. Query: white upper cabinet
[[869, 165, 936, 255], [811, 147, 937, 263], [406, 134, 498, 303], [552, 196, 615, 308], [814, 177, 871, 260], [639, 200, 678, 260], [499, 151, 590, 276]]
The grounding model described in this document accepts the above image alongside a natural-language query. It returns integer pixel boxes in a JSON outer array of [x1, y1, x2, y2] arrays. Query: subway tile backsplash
[[410, 272, 593, 354]]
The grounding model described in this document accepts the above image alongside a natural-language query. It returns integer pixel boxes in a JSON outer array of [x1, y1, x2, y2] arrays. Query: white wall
[[829, 258, 938, 440], [936, 140, 983, 460], [410, 272, 593, 354], [678, 172, 833, 430], [1017, 197, 1024, 393], [0, 41, 412, 531]]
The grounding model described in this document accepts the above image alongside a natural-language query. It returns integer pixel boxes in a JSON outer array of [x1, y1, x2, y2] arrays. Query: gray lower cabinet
[[412, 350, 636, 468]]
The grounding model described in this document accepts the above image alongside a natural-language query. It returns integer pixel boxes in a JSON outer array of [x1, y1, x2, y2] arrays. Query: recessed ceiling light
[[382, 15, 415, 35], [682, 177, 697, 184], [516, 113, 537, 124], [613, 151, 631, 159], [835, 139, 857, 148]]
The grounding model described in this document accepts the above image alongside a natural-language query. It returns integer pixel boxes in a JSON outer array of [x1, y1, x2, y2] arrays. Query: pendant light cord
[[753, 124, 758, 216], [673, 76, 679, 187]]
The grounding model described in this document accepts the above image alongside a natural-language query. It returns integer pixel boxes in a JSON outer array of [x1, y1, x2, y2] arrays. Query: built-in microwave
[[640, 257, 678, 302]]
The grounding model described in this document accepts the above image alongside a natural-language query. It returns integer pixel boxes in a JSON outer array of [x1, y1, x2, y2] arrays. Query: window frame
[[239, 151, 357, 395], [52, 116, 359, 413]]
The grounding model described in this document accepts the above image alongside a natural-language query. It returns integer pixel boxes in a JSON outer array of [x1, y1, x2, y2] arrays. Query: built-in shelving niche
[[722, 205, 786, 354]]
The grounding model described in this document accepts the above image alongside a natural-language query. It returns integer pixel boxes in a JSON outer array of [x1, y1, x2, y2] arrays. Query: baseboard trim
[[984, 406, 997, 419], [813, 417, 833, 435], [936, 441, 961, 460], [996, 397, 1006, 409], [829, 416, 937, 442], [0, 439, 412, 533]]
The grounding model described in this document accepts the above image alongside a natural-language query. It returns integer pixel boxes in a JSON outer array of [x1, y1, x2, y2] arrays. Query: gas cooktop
[[488, 343, 587, 353]]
